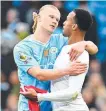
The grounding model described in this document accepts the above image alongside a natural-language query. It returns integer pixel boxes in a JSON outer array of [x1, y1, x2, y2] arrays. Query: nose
[[52, 20, 57, 25]]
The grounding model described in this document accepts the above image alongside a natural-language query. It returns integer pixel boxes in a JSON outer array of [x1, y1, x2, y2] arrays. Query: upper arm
[[13, 45, 39, 73], [69, 73, 86, 92], [69, 51, 89, 92]]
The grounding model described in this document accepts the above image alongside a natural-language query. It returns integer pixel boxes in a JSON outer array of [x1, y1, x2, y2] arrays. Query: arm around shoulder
[[85, 41, 98, 55], [28, 67, 68, 81]]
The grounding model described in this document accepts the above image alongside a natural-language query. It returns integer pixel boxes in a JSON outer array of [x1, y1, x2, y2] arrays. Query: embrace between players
[[14, 5, 98, 111]]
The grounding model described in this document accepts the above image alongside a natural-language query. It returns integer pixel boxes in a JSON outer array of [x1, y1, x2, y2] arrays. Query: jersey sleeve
[[13, 45, 39, 72], [37, 51, 89, 102]]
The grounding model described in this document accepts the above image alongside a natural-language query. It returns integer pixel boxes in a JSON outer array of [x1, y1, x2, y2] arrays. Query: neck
[[68, 31, 85, 45], [33, 26, 51, 44]]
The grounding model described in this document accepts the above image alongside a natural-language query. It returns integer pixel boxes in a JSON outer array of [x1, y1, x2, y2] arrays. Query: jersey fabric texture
[[37, 45, 89, 111], [13, 34, 68, 111]]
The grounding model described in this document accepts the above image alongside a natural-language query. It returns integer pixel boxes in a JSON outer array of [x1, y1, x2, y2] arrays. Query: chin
[[63, 31, 70, 37], [63, 32, 67, 37], [48, 30, 53, 34]]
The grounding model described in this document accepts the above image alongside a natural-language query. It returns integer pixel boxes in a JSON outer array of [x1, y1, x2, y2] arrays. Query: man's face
[[39, 7, 60, 33], [63, 11, 76, 37]]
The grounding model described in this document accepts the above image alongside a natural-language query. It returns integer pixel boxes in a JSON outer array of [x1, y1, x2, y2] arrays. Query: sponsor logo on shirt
[[19, 52, 31, 64]]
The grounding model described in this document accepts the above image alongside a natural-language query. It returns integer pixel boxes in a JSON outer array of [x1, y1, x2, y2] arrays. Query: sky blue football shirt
[[13, 34, 68, 111]]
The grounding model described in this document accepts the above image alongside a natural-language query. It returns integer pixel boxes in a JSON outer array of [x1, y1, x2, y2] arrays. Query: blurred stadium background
[[1, 1, 106, 111]]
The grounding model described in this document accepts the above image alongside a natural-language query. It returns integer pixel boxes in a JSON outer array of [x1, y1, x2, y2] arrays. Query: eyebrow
[[49, 14, 60, 21]]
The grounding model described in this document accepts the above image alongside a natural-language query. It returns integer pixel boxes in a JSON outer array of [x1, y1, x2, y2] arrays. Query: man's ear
[[72, 24, 78, 30]]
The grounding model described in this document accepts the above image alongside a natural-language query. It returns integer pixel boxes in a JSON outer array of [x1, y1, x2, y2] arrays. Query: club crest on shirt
[[19, 52, 31, 64], [49, 47, 58, 54]]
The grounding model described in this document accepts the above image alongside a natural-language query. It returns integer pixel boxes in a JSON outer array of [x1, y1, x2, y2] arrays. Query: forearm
[[37, 67, 87, 102], [37, 89, 78, 102], [85, 41, 98, 55], [28, 67, 69, 81]]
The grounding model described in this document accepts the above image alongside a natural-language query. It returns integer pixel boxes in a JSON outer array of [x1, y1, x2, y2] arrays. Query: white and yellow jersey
[[38, 44, 89, 111], [52, 45, 89, 111]]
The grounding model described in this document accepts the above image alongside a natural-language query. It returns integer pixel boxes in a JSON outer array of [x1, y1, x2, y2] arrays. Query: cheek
[[41, 16, 50, 24], [42, 19, 49, 26], [64, 26, 71, 34], [65, 25, 70, 31], [55, 22, 58, 27]]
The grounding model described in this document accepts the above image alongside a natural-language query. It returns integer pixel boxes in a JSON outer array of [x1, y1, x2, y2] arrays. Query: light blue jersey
[[13, 34, 68, 111]]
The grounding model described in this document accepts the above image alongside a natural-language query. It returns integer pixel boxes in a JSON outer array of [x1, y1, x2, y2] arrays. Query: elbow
[[95, 45, 98, 53], [87, 41, 98, 55], [90, 45, 98, 55], [68, 91, 79, 101], [35, 69, 47, 81], [36, 75, 46, 81], [28, 67, 46, 81], [94, 46, 98, 54], [36, 70, 47, 81]]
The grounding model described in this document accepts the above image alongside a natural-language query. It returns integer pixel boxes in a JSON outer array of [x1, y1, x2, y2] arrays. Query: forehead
[[67, 11, 76, 19], [41, 7, 60, 18]]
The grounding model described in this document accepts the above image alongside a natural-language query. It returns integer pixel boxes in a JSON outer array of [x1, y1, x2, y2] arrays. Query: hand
[[66, 61, 87, 75], [20, 87, 38, 101], [68, 41, 86, 61]]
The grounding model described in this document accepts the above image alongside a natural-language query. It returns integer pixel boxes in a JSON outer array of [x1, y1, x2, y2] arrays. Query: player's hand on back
[[66, 61, 87, 75], [68, 41, 86, 61]]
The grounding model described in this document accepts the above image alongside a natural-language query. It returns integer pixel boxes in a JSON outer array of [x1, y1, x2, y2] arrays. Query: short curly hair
[[73, 9, 93, 31]]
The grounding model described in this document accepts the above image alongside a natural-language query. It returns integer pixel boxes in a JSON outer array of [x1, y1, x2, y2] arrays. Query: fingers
[[69, 48, 81, 61], [20, 90, 30, 96], [74, 60, 81, 63], [69, 48, 74, 61], [20, 91, 34, 100], [76, 65, 88, 74], [68, 48, 73, 59], [73, 61, 87, 67], [20, 87, 32, 95], [77, 68, 87, 74], [77, 65, 87, 69], [76, 65, 87, 71], [24, 86, 28, 91], [77, 64, 87, 67], [74, 53, 81, 61], [69, 61, 88, 75], [71, 51, 78, 61]]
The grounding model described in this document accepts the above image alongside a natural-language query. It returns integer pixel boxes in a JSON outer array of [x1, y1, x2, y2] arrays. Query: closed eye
[[49, 15, 54, 19], [49, 15, 59, 22]]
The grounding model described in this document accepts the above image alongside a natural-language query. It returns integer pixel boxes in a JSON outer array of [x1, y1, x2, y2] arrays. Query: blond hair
[[32, 5, 59, 33]]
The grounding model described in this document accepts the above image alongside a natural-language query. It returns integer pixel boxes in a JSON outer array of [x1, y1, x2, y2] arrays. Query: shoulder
[[50, 34, 68, 50], [67, 44, 89, 60], [78, 50, 89, 63], [15, 35, 32, 47], [14, 34, 33, 50], [51, 34, 68, 42], [67, 44, 89, 63]]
